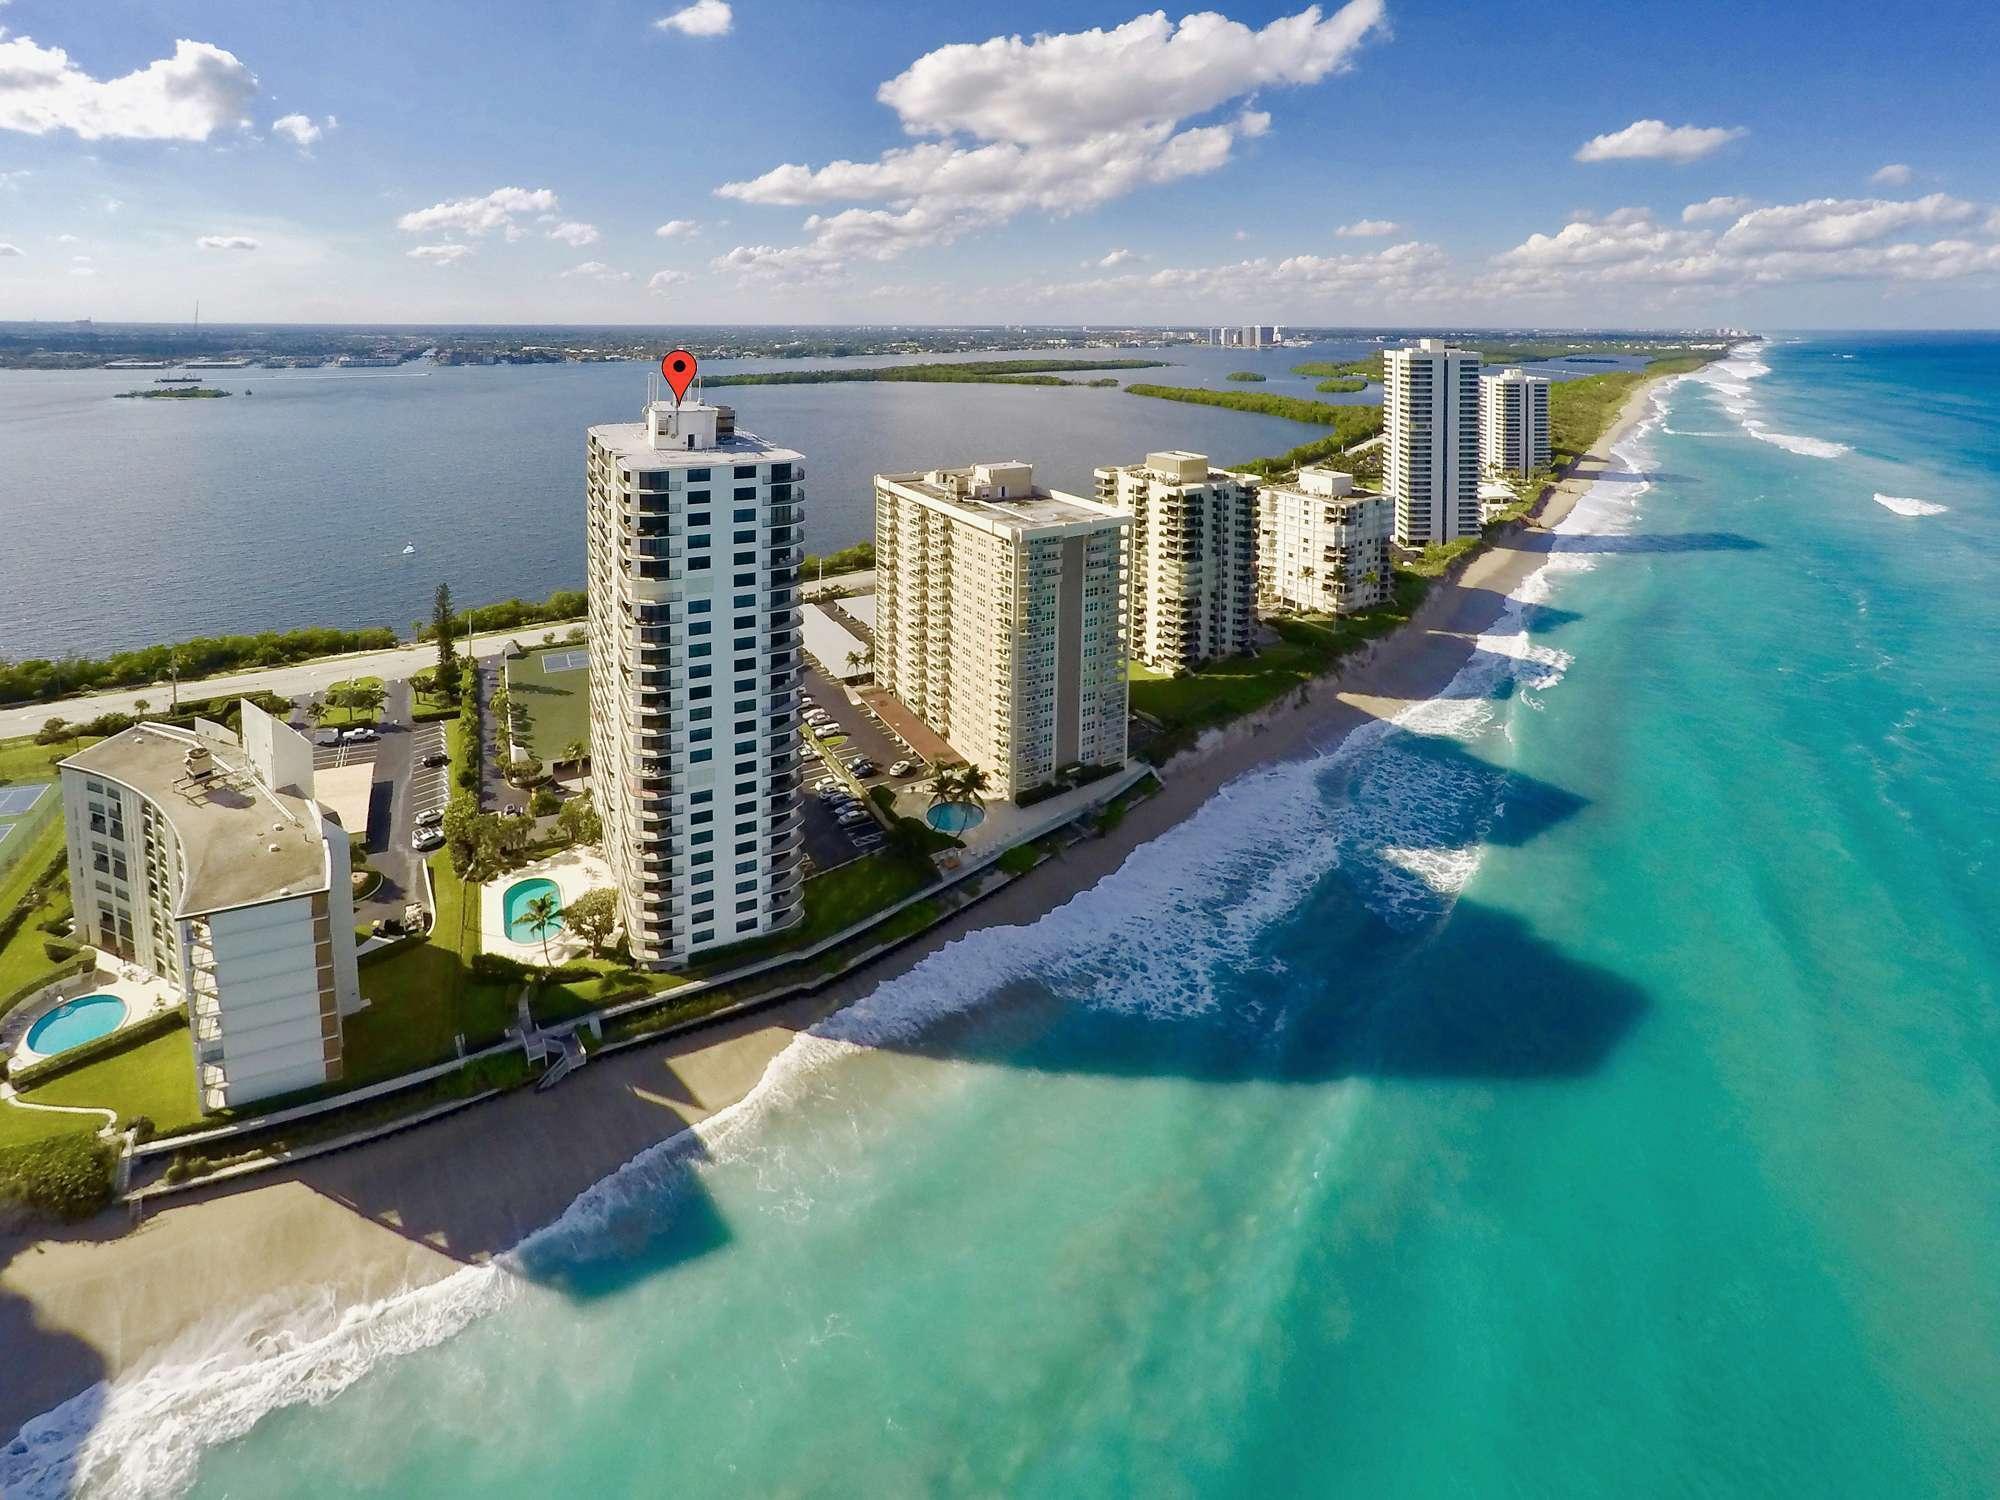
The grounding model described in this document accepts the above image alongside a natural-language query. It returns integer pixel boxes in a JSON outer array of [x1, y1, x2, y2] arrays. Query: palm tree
[[924, 768, 959, 808], [958, 764, 991, 807], [559, 738, 588, 769], [844, 647, 872, 678], [133, 698, 150, 717], [522, 891, 563, 968], [305, 698, 329, 726]]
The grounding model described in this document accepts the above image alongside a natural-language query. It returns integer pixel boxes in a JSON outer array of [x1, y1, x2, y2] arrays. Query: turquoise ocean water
[[11, 336, 1999, 1497]]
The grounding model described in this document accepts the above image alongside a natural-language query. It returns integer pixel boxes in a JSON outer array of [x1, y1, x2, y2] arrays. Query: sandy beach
[[0, 380, 1666, 1440]]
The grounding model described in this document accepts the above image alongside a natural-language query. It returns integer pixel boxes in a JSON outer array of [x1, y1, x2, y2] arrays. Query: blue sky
[[1, 0, 1997, 327]]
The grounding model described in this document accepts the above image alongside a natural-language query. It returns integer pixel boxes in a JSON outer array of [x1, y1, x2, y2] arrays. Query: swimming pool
[[25, 994, 129, 1056], [503, 877, 564, 944], [925, 801, 986, 835]]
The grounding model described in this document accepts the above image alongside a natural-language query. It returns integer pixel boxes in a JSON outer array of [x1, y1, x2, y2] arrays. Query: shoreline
[[0, 378, 1670, 1443]]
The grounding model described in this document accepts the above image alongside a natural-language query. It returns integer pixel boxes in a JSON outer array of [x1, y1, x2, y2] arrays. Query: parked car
[[315, 727, 341, 746], [412, 825, 445, 851], [342, 726, 379, 743], [889, 758, 919, 778], [848, 759, 877, 777], [419, 751, 450, 768], [813, 777, 842, 792], [803, 707, 829, 721], [814, 722, 844, 738], [415, 806, 445, 829], [836, 811, 872, 827], [850, 833, 885, 850]]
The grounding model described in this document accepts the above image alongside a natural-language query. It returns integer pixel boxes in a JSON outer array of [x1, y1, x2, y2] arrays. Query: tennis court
[[539, 648, 589, 673], [0, 783, 50, 816]]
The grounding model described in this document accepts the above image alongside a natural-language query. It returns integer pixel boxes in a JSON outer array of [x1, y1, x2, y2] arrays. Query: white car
[[803, 708, 829, 723], [813, 722, 844, 738], [412, 825, 445, 852], [342, 726, 379, 743], [889, 758, 919, 778], [835, 809, 872, 826], [314, 727, 341, 746]]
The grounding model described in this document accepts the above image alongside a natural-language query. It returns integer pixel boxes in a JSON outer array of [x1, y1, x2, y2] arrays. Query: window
[[691, 809, 713, 826], [690, 684, 711, 701], [733, 508, 756, 524], [689, 664, 711, 680], [688, 643, 711, 658], [734, 573, 756, 587], [692, 829, 713, 846], [733, 465, 756, 479], [688, 509, 711, 525], [692, 788, 713, 804], [734, 614, 755, 629], [734, 593, 756, 608], [693, 929, 714, 945], [689, 555, 711, 571], [736, 879, 758, 895], [691, 749, 712, 763], [733, 528, 756, 543], [688, 468, 711, 482], [693, 849, 713, 866], [689, 620, 711, 637]]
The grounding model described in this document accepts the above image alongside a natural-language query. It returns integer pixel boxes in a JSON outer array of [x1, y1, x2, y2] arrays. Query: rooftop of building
[[589, 400, 801, 467], [62, 722, 330, 915], [877, 462, 1124, 535]]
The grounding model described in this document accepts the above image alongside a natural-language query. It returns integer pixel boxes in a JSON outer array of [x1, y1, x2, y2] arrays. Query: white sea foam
[[1872, 493, 1949, 517], [1690, 344, 1848, 459], [3, 378, 1685, 1500]]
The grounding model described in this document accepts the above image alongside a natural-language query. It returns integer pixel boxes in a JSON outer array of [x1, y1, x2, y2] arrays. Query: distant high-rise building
[[1384, 338, 1482, 547], [586, 398, 807, 967], [874, 462, 1129, 798], [1480, 366, 1552, 474], [58, 703, 363, 1111], [1256, 467, 1394, 615], [1094, 451, 1258, 675]]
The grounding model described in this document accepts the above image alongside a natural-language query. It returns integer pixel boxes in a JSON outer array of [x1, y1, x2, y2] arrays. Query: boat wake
[[2, 377, 1682, 1500]]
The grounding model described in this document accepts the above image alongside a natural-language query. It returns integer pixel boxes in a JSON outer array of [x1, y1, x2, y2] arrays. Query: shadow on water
[[1, 1230, 110, 1491], [1551, 531, 1763, 555]]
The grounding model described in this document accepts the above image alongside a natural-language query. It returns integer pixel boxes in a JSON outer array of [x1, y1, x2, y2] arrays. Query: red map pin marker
[[661, 349, 697, 405]]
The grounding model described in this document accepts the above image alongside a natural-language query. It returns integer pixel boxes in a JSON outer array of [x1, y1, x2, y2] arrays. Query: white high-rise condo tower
[[1094, 451, 1258, 674], [1384, 338, 1483, 547], [874, 462, 1130, 800], [586, 399, 806, 968], [1480, 366, 1552, 475], [58, 702, 363, 1111]]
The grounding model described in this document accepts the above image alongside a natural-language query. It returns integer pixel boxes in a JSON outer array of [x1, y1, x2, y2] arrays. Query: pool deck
[[477, 847, 614, 965], [3, 962, 181, 1069]]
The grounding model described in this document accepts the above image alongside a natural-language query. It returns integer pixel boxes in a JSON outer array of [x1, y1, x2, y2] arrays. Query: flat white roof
[[800, 603, 871, 682]]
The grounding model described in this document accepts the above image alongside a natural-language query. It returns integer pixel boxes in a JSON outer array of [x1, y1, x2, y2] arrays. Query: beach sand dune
[[1, 381, 1664, 1442]]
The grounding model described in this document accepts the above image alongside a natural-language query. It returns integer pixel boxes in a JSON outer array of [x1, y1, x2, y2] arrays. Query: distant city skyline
[[1, 1, 1997, 327]]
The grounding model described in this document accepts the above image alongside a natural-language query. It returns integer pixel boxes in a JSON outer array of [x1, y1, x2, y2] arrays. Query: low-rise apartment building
[[874, 462, 1130, 799], [58, 702, 362, 1111], [1256, 466, 1395, 615], [1093, 450, 1257, 674]]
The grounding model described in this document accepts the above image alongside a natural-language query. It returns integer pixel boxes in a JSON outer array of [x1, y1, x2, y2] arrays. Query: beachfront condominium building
[[1480, 366, 1552, 475], [1093, 451, 1257, 674], [1385, 338, 1482, 547], [874, 462, 1130, 800], [586, 398, 806, 968], [1256, 466, 1395, 615], [58, 703, 362, 1112]]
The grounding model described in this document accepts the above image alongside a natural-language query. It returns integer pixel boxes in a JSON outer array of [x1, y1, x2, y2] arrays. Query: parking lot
[[796, 663, 933, 870]]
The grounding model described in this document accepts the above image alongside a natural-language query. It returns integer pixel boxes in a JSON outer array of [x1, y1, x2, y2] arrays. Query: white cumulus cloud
[[196, 234, 258, 250], [648, 268, 691, 293], [271, 113, 321, 148], [1682, 194, 1755, 223], [1719, 193, 1975, 252], [407, 244, 473, 265], [655, 0, 732, 37], [655, 219, 698, 238], [0, 242, 21, 256], [1574, 118, 1745, 164], [548, 220, 600, 247], [1869, 163, 1913, 187], [0, 34, 257, 141], [1335, 217, 1399, 237], [1096, 248, 1136, 267], [397, 186, 559, 236], [714, 3, 1386, 278], [561, 260, 631, 283]]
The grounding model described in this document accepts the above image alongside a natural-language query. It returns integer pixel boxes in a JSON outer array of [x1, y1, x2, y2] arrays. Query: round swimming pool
[[25, 994, 129, 1056], [503, 876, 564, 944], [925, 801, 986, 835]]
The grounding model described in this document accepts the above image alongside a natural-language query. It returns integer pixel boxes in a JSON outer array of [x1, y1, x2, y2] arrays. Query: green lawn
[[504, 650, 590, 763], [19, 1022, 204, 1136], [344, 853, 514, 1082], [317, 676, 385, 729], [410, 681, 457, 721], [0, 1102, 98, 1150]]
